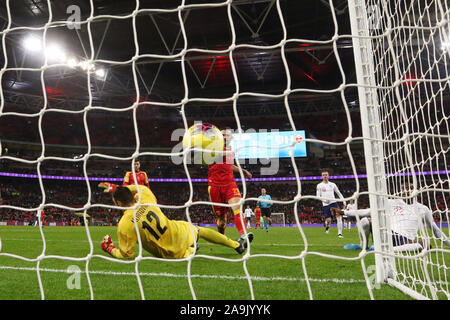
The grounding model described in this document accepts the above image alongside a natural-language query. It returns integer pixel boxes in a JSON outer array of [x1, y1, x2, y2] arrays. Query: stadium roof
[[0, 0, 357, 119]]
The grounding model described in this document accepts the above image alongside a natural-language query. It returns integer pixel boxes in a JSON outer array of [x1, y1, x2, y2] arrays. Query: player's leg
[[344, 217, 373, 250], [208, 186, 227, 234], [391, 232, 423, 252], [359, 217, 372, 249], [261, 209, 268, 232], [332, 203, 343, 238], [323, 206, 331, 233], [264, 209, 272, 232], [217, 213, 227, 234], [198, 226, 254, 254], [226, 185, 248, 238], [229, 196, 247, 237], [198, 226, 240, 250]]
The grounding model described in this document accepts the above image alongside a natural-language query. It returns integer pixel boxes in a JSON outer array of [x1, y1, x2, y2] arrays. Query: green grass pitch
[[0, 225, 445, 300]]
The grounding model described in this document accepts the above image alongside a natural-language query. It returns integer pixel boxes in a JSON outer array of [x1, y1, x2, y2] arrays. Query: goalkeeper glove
[[101, 235, 116, 255], [98, 182, 118, 193]]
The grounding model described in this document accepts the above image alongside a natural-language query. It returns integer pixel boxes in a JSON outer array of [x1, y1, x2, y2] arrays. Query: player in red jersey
[[123, 160, 149, 188], [208, 128, 252, 239], [254, 206, 262, 229]]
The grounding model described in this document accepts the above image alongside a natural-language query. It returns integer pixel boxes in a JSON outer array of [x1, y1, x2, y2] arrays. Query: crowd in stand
[[0, 173, 448, 227]]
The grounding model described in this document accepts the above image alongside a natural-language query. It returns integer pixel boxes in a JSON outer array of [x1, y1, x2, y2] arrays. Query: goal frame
[[348, 0, 439, 300], [271, 212, 285, 227]]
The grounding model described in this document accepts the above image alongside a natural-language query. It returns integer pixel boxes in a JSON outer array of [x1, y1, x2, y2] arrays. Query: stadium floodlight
[[79, 60, 94, 71], [94, 68, 107, 81], [66, 58, 78, 68], [45, 44, 66, 62], [22, 36, 42, 52], [95, 68, 105, 78]]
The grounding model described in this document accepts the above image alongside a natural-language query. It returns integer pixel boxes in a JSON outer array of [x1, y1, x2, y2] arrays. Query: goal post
[[348, 0, 395, 288], [349, 0, 450, 300], [271, 212, 285, 227]]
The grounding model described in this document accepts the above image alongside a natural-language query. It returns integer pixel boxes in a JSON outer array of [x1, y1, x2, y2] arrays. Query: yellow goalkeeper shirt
[[110, 185, 198, 259]]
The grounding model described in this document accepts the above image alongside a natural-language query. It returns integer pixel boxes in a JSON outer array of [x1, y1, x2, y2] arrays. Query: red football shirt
[[123, 171, 149, 187], [254, 207, 261, 218], [208, 147, 235, 187]]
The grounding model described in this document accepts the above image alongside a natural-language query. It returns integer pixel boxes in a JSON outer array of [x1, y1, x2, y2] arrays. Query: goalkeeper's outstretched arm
[[101, 231, 137, 259]]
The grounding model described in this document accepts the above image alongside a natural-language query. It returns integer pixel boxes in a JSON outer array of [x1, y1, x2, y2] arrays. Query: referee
[[258, 188, 272, 232]]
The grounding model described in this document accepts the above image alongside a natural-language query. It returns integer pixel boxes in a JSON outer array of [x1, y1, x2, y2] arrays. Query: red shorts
[[208, 184, 242, 218]]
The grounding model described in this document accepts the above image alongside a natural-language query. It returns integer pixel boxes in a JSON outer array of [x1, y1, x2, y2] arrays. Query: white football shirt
[[316, 181, 346, 207], [387, 199, 420, 241], [244, 208, 254, 218]]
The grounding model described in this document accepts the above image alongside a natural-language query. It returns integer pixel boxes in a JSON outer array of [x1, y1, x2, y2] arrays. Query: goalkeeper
[[98, 182, 253, 259]]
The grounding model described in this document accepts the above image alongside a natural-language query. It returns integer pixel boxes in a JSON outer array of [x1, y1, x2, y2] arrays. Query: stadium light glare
[[67, 58, 78, 68], [45, 44, 66, 62], [22, 36, 42, 52], [95, 68, 105, 78], [79, 60, 94, 71]]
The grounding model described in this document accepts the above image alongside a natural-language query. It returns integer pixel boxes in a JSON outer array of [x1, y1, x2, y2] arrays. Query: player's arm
[[267, 195, 272, 208], [124, 184, 156, 204], [232, 165, 252, 179], [334, 184, 347, 207], [333, 207, 371, 217], [144, 172, 150, 188], [422, 206, 450, 247], [123, 172, 131, 186], [101, 226, 137, 259]]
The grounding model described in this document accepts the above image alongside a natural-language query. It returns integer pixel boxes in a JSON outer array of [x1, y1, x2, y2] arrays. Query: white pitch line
[[0, 265, 366, 284], [0, 238, 344, 247]]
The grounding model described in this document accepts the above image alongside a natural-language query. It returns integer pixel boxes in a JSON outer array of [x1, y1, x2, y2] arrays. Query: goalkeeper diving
[[98, 182, 253, 259]]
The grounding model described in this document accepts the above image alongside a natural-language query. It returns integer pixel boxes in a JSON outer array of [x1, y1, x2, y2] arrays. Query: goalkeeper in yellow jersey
[[98, 182, 253, 259]]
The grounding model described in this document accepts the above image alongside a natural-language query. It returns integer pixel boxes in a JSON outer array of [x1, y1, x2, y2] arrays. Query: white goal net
[[0, 0, 448, 302], [349, 0, 450, 299]]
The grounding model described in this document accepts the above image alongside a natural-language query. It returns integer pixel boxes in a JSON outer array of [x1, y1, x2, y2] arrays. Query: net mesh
[[354, 0, 450, 299]]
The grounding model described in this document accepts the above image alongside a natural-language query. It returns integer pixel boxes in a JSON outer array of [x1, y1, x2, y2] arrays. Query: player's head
[[112, 186, 135, 207], [321, 170, 329, 182], [261, 188, 266, 195], [400, 181, 414, 203], [246, 204, 250, 208], [133, 160, 140, 172], [221, 127, 233, 147]]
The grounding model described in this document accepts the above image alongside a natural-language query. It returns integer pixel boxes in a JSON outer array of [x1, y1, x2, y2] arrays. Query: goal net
[[0, 0, 448, 302], [271, 212, 285, 227], [349, 0, 450, 299]]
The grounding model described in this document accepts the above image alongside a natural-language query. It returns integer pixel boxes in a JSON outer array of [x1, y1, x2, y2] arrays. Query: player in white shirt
[[333, 197, 450, 252], [33, 209, 44, 227], [343, 199, 357, 230], [316, 171, 346, 237], [244, 205, 255, 229]]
